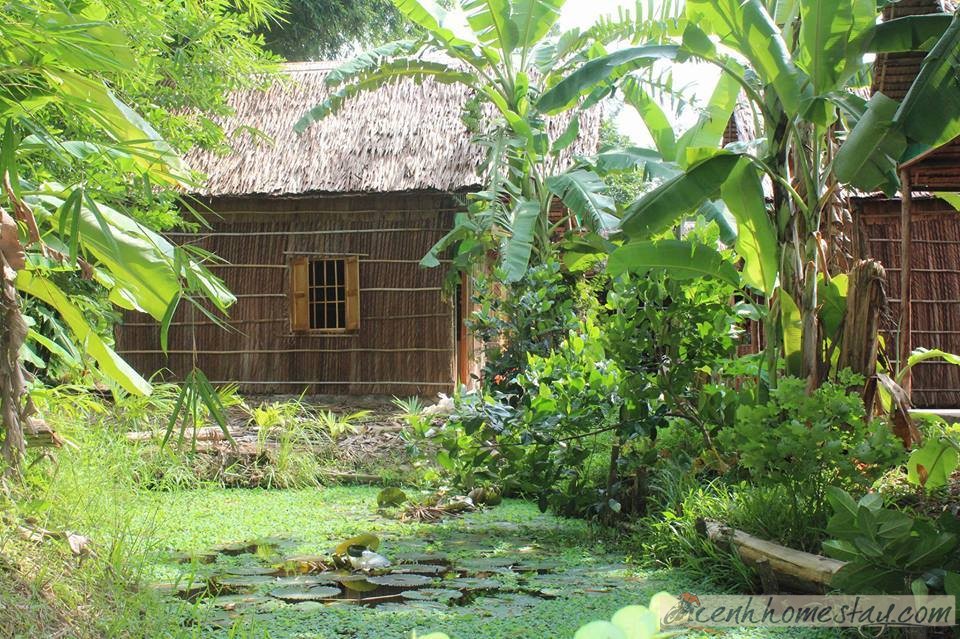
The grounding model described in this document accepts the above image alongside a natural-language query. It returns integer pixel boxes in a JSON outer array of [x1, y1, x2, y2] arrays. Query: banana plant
[[0, 1, 235, 472], [296, 0, 634, 282], [541, 0, 960, 393]]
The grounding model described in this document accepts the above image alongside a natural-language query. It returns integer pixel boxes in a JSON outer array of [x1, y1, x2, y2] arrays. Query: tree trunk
[[1, 206, 31, 476], [0, 252, 27, 475]]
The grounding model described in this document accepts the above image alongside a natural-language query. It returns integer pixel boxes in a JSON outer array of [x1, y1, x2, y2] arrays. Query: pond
[[129, 486, 837, 638]]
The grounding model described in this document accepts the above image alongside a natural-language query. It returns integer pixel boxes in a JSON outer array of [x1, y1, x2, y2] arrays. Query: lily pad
[[268, 585, 342, 602], [366, 573, 433, 588], [213, 575, 277, 592], [173, 551, 217, 565], [400, 588, 463, 602], [272, 574, 337, 587], [278, 555, 331, 574], [391, 563, 447, 576], [208, 594, 272, 610], [377, 601, 449, 613], [223, 565, 277, 576], [215, 541, 277, 556], [513, 560, 561, 574], [443, 577, 501, 590], [459, 557, 516, 571], [292, 601, 326, 612]]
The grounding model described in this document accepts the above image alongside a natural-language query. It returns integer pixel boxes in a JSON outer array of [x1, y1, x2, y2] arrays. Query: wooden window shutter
[[290, 256, 309, 332], [345, 255, 360, 331]]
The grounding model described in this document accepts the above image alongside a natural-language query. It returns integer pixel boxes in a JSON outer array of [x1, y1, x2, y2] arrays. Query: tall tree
[[259, 0, 408, 61]]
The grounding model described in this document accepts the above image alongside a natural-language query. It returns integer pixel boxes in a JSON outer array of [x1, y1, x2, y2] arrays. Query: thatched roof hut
[[115, 62, 601, 396]]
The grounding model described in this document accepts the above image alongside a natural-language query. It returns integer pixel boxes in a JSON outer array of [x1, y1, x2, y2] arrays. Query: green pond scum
[[125, 487, 841, 638]]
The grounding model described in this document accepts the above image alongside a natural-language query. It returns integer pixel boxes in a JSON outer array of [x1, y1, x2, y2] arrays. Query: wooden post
[[899, 169, 913, 398]]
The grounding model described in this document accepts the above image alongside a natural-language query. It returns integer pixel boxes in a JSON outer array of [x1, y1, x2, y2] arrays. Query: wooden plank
[[899, 169, 913, 398]]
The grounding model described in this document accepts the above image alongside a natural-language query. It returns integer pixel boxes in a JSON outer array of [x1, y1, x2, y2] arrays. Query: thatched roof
[[186, 62, 601, 197]]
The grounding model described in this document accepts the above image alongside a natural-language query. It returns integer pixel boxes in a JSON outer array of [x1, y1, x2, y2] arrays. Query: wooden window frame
[[289, 255, 360, 334]]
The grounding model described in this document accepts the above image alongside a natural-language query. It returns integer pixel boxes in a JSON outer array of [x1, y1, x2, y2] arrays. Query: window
[[290, 256, 359, 332]]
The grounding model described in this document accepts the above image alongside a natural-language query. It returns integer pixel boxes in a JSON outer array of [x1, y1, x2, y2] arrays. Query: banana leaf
[[620, 153, 742, 239], [608, 239, 741, 287]]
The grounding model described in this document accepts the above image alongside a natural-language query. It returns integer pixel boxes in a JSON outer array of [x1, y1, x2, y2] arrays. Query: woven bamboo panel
[[115, 193, 459, 396], [857, 196, 960, 408]]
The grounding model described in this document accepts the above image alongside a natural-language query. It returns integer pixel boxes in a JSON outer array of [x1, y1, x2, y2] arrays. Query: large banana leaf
[[512, 0, 566, 54], [720, 160, 778, 295], [392, 0, 477, 47], [15, 271, 151, 396], [608, 239, 741, 287], [865, 14, 954, 53], [537, 44, 681, 113], [798, 0, 874, 93], [834, 92, 905, 194], [897, 14, 960, 155], [324, 40, 421, 85], [619, 153, 742, 239], [621, 77, 677, 160], [780, 289, 803, 376], [545, 169, 618, 231], [675, 71, 741, 166], [44, 70, 188, 183], [34, 192, 233, 320], [501, 199, 541, 281], [591, 147, 680, 180], [686, 0, 808, 113], [463, 0, 517, 53]]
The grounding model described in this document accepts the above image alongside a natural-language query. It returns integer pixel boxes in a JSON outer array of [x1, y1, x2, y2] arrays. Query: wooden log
[[698, 519, 845, 594]]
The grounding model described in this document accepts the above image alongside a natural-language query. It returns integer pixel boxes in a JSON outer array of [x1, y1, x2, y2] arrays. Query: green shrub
[[823, 487, 960, 595], [717, 372, 904, 531]]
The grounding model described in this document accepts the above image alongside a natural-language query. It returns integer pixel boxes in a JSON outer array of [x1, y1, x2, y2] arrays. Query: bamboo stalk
[[899, 168, 913, 398]]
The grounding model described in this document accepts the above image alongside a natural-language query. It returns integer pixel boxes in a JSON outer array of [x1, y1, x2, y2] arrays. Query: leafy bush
[[717, 372, 904, 530], [468, 259, 585, 397], [420, 261, 744, 521], [823, 488, 960, 595]]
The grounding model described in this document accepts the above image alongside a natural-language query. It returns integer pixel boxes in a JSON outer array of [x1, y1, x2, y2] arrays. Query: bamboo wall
[[855, 197, 960, 408], [115, 192, 459, 396]]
